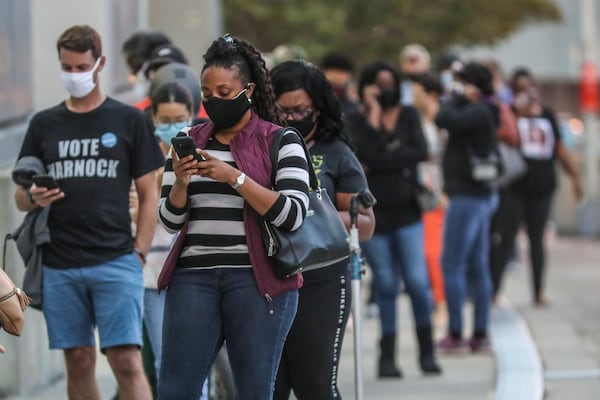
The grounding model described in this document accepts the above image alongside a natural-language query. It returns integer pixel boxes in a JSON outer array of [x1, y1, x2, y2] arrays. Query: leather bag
[[494, 142, 527, 189], [1, 234, 30, 336], [468, 143, 527, 189], [261, 129, 350, 278]]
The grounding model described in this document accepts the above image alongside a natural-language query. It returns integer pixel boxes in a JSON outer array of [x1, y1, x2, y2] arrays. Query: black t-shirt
[[511, 107, 561, 198], [18, 97, 164, 268], [302, 139, 368, 282]]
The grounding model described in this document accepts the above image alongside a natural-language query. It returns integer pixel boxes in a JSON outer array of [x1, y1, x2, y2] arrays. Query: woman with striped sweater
[[157, 35, 310, 400]]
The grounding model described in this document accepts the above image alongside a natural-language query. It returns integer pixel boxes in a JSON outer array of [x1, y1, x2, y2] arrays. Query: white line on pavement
[[491, 297, 544, 400]]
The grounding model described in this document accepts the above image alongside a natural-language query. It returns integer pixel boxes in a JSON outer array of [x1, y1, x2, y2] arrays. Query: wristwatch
[[232, 172, 246, 189]]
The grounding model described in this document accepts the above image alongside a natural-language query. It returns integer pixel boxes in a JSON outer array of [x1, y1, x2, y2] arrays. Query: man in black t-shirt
[[14, 25, 163, 399]]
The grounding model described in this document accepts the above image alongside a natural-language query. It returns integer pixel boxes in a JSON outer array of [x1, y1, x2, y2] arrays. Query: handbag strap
[[2, 233, 11, 272], [269, 128, 319, 190]]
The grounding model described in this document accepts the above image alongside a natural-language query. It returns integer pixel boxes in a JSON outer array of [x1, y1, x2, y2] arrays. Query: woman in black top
[[491, 77, 582, 305], [347, 60, 441, 378], [435, 62, 500, 352], [270, 60, 375, 399]]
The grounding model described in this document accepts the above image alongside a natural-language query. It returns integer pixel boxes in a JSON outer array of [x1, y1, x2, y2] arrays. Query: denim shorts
[[42, 253, 144, 351]]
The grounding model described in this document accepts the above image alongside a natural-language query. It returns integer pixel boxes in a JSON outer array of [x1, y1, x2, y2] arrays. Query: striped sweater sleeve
[[158, 147, 188, 234], [262, 130, 310, 232]]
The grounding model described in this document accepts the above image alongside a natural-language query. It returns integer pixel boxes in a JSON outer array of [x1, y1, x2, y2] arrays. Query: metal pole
[[348, 193, 364, 400], [349, 225, 364, 400], [348, 190, 375, 400]]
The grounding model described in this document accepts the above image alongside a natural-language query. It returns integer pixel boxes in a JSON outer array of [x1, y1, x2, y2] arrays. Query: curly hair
[[202, 35, 284, 125], [270, 60, 351, 145]]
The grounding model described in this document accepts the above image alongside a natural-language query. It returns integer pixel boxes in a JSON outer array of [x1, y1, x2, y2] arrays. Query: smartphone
[[170, 136, 205, 161], [32, 174, 59, 189]]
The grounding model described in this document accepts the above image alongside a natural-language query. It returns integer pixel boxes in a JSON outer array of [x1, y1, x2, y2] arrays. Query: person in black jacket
[[435, 62, 500, 353], [347, 60, 441, 378]]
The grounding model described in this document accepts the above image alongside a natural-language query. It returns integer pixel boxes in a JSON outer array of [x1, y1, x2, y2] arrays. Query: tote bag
[[261, 129, 350, 278]]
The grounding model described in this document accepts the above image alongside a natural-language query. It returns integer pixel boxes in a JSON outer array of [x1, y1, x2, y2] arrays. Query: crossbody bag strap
[[269, 127, 318, 190]]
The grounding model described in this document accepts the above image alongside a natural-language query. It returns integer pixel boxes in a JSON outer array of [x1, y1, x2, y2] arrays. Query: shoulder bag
[[261, 129, 350, 278], [468, 143, 527, 188], [1, 234, 31, 336], [494, 142, 527, 189]]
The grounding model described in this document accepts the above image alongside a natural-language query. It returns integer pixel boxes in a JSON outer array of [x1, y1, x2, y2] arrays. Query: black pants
[[490, 188, 553, 300], [274, 273, 351, 400]]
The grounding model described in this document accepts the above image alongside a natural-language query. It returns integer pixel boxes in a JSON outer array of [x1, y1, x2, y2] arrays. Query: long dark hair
[[202, 35, 284, 125], [270, 60, 350, 144]]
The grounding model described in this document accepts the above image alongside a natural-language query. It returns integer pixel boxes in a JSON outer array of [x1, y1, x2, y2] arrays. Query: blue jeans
[[158, 268, 298, 400], [144, 289, 165, 376], [361, 222, 432, 334], [442, 194, 498, 337]]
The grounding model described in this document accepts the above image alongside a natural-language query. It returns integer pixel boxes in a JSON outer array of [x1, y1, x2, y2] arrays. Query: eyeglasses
[[276, 106, 314, 121]]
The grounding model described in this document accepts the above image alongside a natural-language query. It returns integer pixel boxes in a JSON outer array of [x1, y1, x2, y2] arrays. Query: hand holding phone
[[32, 174, 59, 189], [170, 136, 205, 162]]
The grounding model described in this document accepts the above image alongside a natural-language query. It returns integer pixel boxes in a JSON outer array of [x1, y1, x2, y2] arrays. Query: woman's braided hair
[[202, 34, 284, 125]]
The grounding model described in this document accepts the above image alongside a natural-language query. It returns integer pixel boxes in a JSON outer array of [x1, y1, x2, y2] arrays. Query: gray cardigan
[[9, 156, 50, 309]]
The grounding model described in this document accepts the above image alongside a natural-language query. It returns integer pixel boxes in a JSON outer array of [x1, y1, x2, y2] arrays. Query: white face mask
[[61, 57, 102, 98]]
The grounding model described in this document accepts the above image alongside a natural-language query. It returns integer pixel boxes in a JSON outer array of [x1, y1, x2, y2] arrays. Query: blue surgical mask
[[155, 121, 190, 144]]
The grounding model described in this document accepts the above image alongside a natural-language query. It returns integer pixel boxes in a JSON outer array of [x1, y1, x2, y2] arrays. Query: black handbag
[[261, 129, 350, 278]]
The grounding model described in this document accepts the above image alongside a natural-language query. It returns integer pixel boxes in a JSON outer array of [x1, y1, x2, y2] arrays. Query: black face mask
[[377, 89, 399, 109], [288, 112, 316, 138], [203, 89, 251, 129]]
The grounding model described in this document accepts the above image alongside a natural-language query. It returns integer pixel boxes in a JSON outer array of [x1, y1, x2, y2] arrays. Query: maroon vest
[[158, 112, 302, 300]]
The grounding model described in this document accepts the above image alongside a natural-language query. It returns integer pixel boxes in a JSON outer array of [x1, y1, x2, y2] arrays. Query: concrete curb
[[491, 297, 544, 400]]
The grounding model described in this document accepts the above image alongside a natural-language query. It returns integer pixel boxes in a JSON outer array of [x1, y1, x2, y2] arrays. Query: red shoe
[[437, 335, 466, 353], [468, 336, 492, 353]]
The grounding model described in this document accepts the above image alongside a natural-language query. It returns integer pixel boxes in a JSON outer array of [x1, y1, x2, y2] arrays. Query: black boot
[[417, 326, 442, 375], [378, 333, 403, 378]]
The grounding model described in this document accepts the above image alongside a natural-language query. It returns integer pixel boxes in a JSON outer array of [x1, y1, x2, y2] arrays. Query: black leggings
[[490, 188, 553, 300], [274, 273, 351, 400]]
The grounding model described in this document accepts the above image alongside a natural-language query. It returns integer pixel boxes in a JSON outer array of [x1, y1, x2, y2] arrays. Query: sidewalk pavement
[[7, 236, 600, 400]]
